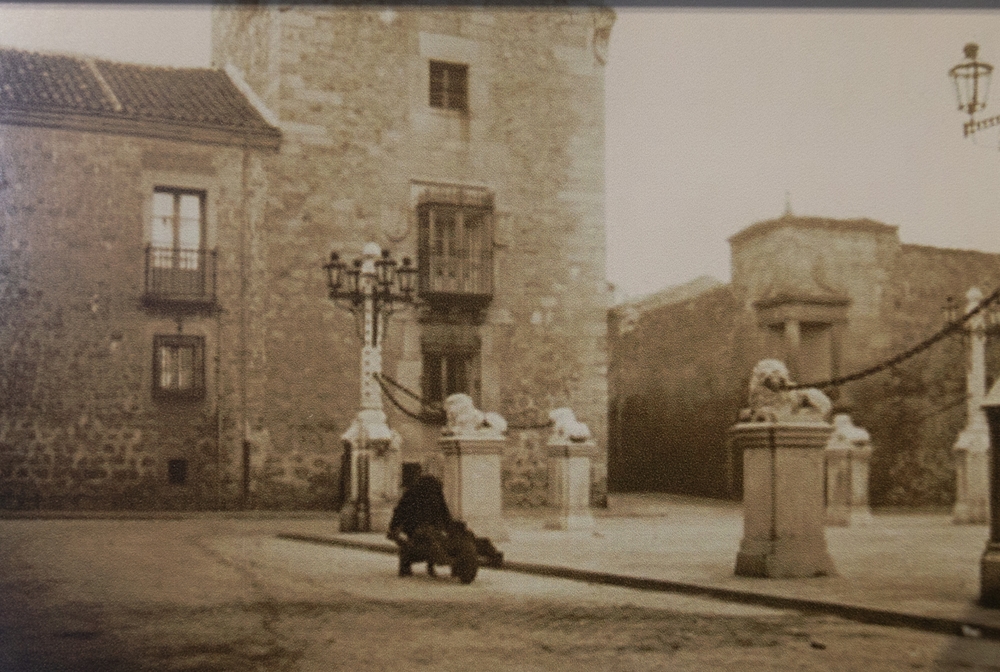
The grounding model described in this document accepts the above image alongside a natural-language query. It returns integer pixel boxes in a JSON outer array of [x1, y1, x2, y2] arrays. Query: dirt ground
[[1, 518, 998, 671]]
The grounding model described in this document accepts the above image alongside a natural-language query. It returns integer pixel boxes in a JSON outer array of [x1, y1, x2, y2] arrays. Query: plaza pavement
[[278, 493, 1000, 640]]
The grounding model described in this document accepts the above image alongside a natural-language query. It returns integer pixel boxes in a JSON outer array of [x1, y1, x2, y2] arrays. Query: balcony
[[418, 251, 493, 312], [142, 246, 217, 311]]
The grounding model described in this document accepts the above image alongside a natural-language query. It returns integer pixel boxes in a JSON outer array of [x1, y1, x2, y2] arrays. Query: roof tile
[[0, 47, 278, 140]]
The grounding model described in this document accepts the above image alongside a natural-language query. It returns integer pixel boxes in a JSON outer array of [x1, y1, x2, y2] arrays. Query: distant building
[[0, 5, 614, 510], [609, 214, 1000, 506]]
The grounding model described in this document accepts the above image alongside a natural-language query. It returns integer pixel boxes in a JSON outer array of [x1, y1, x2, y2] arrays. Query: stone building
[[609, 214, 1000, 506], [0, 5, 613, 510], [0, 47, 280, 509]]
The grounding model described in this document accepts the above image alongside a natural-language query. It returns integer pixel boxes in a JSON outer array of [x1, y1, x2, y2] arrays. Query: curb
[[277, 532, 1000, 642]]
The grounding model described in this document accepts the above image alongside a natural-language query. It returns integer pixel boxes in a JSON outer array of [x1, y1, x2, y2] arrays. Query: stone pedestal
[[848, 440, 874, 525], [824, 442, 851, 527], [733, 421, 837, 578], [953, 428, 990, 525], [545, 440, 598, 531], [439, 436, 509, 542], [824, 413, 873, 526]]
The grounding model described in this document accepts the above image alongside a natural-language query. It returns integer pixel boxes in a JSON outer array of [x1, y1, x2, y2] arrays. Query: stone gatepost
[[824, 433, 851, 527], [824, 413, 873, 526], [954, 288, 991, 525], [847, 421, 874, 526], [544, 408, 597, 531], [733, 359, 837, 578], [438, 394, 509, 542]]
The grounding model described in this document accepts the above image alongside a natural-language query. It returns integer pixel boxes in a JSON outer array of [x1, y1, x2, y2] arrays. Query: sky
[[2, 5, 1000, 300]]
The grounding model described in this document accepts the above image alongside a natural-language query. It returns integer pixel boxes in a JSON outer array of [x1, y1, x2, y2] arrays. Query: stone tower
[[212, 5, 614, 507]]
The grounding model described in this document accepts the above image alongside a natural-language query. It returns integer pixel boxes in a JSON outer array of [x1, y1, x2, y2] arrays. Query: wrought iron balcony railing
[[418, 251, 494, 309], [142, 246, 217, 307]]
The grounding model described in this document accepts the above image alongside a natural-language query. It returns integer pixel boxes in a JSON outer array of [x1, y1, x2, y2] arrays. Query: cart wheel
[[451, 539, 479, 584]]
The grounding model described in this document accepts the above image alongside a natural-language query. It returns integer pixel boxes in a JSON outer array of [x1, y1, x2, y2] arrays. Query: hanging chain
[[375, 372, 554, 430], [787, 285, 1000, 391]]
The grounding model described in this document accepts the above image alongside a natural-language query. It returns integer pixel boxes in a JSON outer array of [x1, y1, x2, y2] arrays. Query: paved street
[[2, 514, 1000, 671]]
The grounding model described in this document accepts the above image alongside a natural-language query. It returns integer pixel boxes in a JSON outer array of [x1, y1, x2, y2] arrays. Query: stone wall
[[610, 217, 1000, 506], [213, 6, 612, 509], [608, 284, 742, 497], [849, 244, 1000, 506], [0, 125, 257, 509]]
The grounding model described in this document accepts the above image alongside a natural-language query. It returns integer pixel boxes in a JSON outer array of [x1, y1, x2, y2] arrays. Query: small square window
[[153, 335, 205, 400], [168, 459, 188, 485], [429, 60, 468, 112]]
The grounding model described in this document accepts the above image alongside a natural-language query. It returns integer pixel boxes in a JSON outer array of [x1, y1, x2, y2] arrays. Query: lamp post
[[950, 42, 1000, 606], [324, 242, 417, 532]]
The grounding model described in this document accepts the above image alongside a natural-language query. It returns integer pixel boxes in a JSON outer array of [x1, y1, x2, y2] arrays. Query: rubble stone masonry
[[0, 125, 261, 509]]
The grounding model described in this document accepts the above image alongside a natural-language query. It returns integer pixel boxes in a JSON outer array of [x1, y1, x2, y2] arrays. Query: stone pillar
[[848, 432, 874, 526], [437, 394, 510, 541], [545, 440, 598, 531], [439, 436, 509, 542], [824, 413, 873, 526], [733, 359, 836, 579], [954, 287, 991, 525], [824, 437, 851, 526], [784, 319, 801, 379], [544, 408, 597, 530], [734, 422, 837, 577]]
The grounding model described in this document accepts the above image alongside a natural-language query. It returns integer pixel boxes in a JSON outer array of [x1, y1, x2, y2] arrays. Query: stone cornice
[[729, 216, 898, 247]]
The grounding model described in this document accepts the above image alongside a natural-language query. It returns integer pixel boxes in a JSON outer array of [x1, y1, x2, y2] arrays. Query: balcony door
[[150, 189, 206, 299]]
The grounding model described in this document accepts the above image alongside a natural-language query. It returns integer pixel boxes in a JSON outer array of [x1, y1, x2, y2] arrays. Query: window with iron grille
[[429, 60, 468, 112], [417, 204, 492, 298], [153, 335, 205, 400]]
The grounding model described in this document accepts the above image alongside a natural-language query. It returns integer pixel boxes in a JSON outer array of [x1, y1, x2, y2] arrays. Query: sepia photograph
[[1, 2, 1000, 669]]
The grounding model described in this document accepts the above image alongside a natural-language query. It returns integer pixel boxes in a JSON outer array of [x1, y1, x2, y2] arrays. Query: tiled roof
[[0, 47, 280, 147]]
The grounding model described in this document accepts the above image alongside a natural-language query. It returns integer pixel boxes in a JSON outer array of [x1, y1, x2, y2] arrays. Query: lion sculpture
[[548, 407, 592, 443], [442, 393, 508, 437], [740, 359, 832, 423]]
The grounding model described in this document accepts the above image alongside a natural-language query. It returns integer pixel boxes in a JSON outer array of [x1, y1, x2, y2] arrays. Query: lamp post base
[[981, 543, 1000, 608], [340, 411, 402, 534]]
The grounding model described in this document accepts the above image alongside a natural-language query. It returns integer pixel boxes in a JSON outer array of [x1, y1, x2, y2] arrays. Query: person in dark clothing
[[388, 474, 453, 577]]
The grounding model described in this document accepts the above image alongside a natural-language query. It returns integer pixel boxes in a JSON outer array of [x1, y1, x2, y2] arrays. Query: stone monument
[[732, 359, 837, 578], [544, 408, 598, 531], [824, 413, 873, 526], [438, 393, 509, 541]]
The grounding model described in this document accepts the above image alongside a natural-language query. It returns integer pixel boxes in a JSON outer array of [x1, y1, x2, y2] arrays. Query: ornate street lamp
[[950, 42, 998, 137], [950, 42, 1000, 607], [324, 242, 418, 532]]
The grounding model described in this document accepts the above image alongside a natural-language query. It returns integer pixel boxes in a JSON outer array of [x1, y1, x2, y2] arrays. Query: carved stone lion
[[740, 359, 832, 423], [443, 393, 507, 437], [548, 407, 592, 443]]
